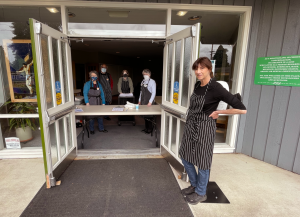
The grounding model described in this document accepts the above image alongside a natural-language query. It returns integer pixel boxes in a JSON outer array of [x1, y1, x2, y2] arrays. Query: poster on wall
[[173, 81, 179, 104], [254, 55, 300, 86], [3, 39, 37, 102]]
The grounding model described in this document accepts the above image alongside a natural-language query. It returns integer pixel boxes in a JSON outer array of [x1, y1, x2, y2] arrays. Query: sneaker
[[185, 192, 207, 205], [181, 186, 195, 196], [99, 129, 108, 133], [90, 131, 95, 135]]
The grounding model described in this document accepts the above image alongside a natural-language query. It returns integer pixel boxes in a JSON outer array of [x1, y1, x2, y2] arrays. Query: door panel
[[30, 19, 76, 188], [160, 23, 201, 171]]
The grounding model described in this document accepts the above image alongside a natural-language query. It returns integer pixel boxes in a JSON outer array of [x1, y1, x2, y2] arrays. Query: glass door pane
[[170, 116, 178, 154], [40, 34, 54, 109]]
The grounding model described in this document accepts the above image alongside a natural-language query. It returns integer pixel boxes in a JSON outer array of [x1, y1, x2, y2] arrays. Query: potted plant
[[4, 101, 37, 142]]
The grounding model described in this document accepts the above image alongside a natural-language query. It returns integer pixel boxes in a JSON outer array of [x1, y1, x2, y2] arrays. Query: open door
[[29, 19, 77, 188], [161, 23, 201, 172]]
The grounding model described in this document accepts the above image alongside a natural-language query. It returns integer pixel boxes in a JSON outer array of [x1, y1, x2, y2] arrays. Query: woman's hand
[[209, 111, 219, 119], [138, 102, 141, 105], [147, 102, 152, 107], [102, 104, 105, 106], [86, 103, 90, 106]]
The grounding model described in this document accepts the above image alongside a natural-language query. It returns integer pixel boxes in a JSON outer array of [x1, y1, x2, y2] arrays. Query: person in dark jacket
[[99, 64, 113, 120], [179, 57, 247, 204], [83, 71, 107, 134]]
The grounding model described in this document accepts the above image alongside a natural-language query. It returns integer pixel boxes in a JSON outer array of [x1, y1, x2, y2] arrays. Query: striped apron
[[179, 80, 216, 170], [99, 73, 112, 104]]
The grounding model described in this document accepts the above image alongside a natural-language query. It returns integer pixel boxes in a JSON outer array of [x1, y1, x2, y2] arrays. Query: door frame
[[0, 1, 252, 156]]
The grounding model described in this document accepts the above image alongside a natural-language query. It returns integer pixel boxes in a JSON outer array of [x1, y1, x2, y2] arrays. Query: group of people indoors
[[83, 64, 156, 135], [83, 57, 247, 204]]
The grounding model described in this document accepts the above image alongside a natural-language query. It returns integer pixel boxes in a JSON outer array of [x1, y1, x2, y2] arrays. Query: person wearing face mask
[[99, 64, 113, 120], [138, 69, 156, 134], [118, 70, 133, 94], [83, 71, 108, 134]]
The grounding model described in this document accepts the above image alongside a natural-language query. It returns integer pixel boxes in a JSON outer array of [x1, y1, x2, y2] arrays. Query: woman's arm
[[117, 78, 122, 93], [209, 82, 247, 119], [209, 109, 247, 119], [83, 82, 89, 104]]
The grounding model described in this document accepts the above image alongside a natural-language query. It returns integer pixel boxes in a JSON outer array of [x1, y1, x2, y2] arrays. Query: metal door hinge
[[35, 23, 42, 34], [50, 177, 56, 187]]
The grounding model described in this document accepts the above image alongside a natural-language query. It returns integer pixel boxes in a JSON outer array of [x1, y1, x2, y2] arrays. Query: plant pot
[[15, 126, 33, 142]]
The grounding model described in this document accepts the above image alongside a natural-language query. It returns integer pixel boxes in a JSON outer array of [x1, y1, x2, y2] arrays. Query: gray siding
[[97, 0, 300, 174]]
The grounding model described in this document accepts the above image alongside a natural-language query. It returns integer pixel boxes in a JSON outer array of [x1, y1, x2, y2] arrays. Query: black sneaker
[[185, 192, 207, 205], [90, 131, 95, 135], [99, 129, 108, 133], [181, 186, 195, 196]]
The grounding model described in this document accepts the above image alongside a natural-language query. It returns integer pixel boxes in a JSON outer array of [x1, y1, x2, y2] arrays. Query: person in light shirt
[[138, 69, 156, 134]]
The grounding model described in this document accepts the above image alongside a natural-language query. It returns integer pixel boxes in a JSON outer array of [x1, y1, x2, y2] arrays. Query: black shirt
[[194, 79, 246, 115]]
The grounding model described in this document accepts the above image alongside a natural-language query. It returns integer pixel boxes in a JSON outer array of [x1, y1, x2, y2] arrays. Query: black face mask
[[123, 74, 128, 77]]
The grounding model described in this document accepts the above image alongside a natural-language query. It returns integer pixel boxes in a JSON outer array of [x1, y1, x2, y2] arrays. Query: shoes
[[104, 117, 111, 120], [141, 129, 150, 134], [185, 192, 207, 205], [99, 129, 108, 133], [181, 186, 195, 196], [90, 131, 95, 135]]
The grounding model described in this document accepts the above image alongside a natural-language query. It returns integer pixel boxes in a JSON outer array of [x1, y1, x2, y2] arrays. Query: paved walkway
[[173, 154, 300, 217], [0, 159, 45, 217], [1, 154, 300, 217]]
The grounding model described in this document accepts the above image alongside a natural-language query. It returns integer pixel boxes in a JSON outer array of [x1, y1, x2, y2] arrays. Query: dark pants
[[144, 116, 153, 132]]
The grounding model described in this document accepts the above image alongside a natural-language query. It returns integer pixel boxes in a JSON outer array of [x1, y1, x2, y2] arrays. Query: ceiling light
[[108, 11, 130, 18], [188, 16, 201, 21], [116, 52, 120, 53], [68, 12, 76, 18], [149, 60, 151, 61], [137, 57, 140, 58], [177, 11, 188, 16], [47, 8, 59, 13]]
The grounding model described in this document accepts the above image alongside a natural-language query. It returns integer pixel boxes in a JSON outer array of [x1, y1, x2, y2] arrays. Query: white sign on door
[[5, 137, 21, 149]]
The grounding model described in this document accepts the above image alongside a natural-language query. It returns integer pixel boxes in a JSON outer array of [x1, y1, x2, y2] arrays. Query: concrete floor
[[1, 154, 300, 217], [0, 159, 45, 217], [172, 153, 300, 217]]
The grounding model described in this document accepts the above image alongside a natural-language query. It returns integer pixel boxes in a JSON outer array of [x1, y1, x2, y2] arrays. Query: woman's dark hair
[[122, 70, 129, 76], [192, 57, 214, 78]]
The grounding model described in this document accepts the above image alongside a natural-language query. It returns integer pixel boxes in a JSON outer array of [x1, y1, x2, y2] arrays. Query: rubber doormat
[[21, 159, 193, 217]]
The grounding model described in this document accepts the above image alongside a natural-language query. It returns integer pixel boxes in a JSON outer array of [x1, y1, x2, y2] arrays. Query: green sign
[[254, 55, 300, 86]]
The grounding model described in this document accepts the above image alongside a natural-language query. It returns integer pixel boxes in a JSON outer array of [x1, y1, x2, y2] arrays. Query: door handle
[[48, 106, 75, 125], [161, 105, 186, 121]]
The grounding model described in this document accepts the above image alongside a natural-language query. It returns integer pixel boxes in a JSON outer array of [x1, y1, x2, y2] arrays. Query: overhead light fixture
[[116, 52, 120, 53], [47, 8, 59, 13], [177, 11, 188, 16], [68, 12, 76, 18], [108, 11, 130, 18], [137, 57, 140, 58], [188, 16, 201, 21], [149, 60, 151, 61]]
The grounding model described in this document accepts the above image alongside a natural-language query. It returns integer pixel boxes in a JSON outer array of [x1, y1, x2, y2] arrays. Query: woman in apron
[[138, 69, 156, 134], [117, 70, 134, 105], [180, 57, 247, 205], [83, 71, 107, 134]]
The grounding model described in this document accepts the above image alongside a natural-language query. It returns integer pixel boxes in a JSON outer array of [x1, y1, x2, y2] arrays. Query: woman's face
[[91, 73, 97, 79], [143, 72, 150, 77], [194, 64, 211, 80]]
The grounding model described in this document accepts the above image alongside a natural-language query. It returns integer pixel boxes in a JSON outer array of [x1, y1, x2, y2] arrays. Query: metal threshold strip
[[76, 148, 162, 160]]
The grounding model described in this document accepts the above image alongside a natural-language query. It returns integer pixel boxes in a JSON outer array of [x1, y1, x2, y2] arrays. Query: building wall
[[94, 0, 300, 174]]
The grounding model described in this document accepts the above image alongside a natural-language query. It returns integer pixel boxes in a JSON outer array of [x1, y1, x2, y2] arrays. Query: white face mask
[[101, 68, 107, 73], [143, 75, 150, 80]]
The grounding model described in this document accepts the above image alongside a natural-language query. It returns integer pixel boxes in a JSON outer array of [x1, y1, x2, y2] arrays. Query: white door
[[30, 19, 77, 188], [160, 23, 201, 171]]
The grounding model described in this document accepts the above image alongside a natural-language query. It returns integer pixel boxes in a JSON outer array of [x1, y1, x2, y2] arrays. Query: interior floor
[[77, 115, 158, 150]]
